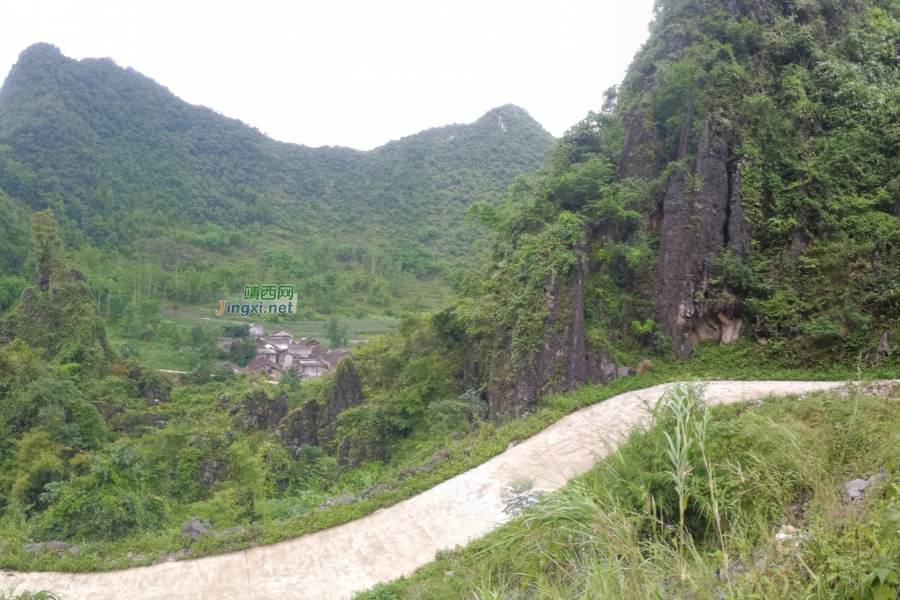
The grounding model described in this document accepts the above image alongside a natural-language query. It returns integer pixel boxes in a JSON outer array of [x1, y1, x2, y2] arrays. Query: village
[[217, 323, 352, 380]]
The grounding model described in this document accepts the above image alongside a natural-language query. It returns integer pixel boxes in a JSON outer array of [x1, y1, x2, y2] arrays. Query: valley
[[1, 0, 900, 597]]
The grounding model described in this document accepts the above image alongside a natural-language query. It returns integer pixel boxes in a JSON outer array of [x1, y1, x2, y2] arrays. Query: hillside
[[0, 43, 553, 315], [451, 0, 900, 414]]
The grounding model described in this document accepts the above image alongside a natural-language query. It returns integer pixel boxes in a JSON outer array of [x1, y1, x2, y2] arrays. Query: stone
[[336, 431, 385, 470], [45, 541, 67, 552], [317, 493, 358, 510], [398, 466, 419, 480], [844, 474, 885, 501], [23, 543, 46, 555], [213, 526, 247, 538], [877, 331, 891, 362], [616, 367, 634, 378], [180, 519, 208, 542], [68, 546, 80, 556], [197, 459, 227, 488], [361, 484, 388, 499], [421, 449, 451, 472], [655, 116, 744, 358]]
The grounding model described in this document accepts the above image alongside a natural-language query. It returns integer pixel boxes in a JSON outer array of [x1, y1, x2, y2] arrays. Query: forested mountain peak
[[0, 44, 555, 313]]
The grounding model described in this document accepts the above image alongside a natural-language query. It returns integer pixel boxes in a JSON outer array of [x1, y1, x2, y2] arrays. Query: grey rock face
[[231, 391, 289, 431], [276, 400, 320, 460], [616, 367, 634, 378], [615, 114, 660, 182], [336, 432, 384, 470], [198, 459, 226, 488], [321, 360, 365, 442], [655, 117, 746, 358], [878, 331, 891, 361], [46, 541, 67, 552], [180, 519, 208, 542], [497, 248, 615, 414]]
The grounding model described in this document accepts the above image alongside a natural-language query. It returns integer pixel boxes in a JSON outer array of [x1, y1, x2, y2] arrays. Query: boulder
[[180, 519, 208, 542], [844, 473, 886, 501], [46, 541, 67, 552], [616, 366, 635, 378], [213, 526, 247, 538], [23, 543, 46, 555], [421, 449, 452, 472], [361, 483, 389, 499]]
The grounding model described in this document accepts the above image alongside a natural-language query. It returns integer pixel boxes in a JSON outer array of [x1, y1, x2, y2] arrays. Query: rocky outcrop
[[615, 113, 661, 182], [655, 116, 747, 358], [336, 433, 385, 470], [320, 360, 365, 442], [276, 400, 320, 460], [180, 519, 208, 542], [230, 391, 288, 431], [490, 247, 614, 415], [197, 459, 226, 488], [276, 359, 367, 461]]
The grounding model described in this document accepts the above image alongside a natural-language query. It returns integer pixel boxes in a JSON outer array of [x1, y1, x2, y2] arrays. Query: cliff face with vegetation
[[457, 0, 900, 412]]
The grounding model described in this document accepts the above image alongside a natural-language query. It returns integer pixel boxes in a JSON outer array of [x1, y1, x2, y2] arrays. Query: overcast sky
[[1, 0, 656, 150]]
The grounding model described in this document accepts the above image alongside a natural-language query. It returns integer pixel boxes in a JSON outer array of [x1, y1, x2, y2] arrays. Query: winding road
[[3, 380, 844, 600]]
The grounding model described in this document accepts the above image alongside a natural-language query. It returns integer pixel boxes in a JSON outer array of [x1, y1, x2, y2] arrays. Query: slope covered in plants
[[452, 0, 900, 414]]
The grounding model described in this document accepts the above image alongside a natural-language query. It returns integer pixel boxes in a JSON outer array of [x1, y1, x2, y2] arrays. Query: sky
[[1, 0, 657, 150]]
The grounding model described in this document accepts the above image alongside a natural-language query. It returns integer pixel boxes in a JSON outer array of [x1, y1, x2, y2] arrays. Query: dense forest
[[0, 43, 553, 319]]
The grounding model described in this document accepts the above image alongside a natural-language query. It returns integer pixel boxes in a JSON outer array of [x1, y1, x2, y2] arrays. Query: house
[[256, 339, 279, 359], [321, 348, 352, 370], [243, 329, 352, 380], [246, 356, 283, 379], [217, 337, 236, 352], [249, 324, 264, 337], [269, 328, 294, 343], [289, 338, 325, 358], [295, 357, 328, 379]]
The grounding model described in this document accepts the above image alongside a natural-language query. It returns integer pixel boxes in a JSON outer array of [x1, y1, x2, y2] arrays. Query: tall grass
[[359, 385, 900, 599]]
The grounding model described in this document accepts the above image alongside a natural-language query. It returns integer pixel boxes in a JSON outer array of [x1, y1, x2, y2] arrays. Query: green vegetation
[[4, 0, 900, 586], [359, 384, 900, 599], [0, 43, 553, 324], [450, 0, 900, 414]]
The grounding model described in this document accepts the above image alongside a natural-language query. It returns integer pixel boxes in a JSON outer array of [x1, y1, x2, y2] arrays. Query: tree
[[324, 316, 348, 348], [228, 336, 257, 367]]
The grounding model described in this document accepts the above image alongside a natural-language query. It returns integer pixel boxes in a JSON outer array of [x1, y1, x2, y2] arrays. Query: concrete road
[[2, 381, 844, 599]]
